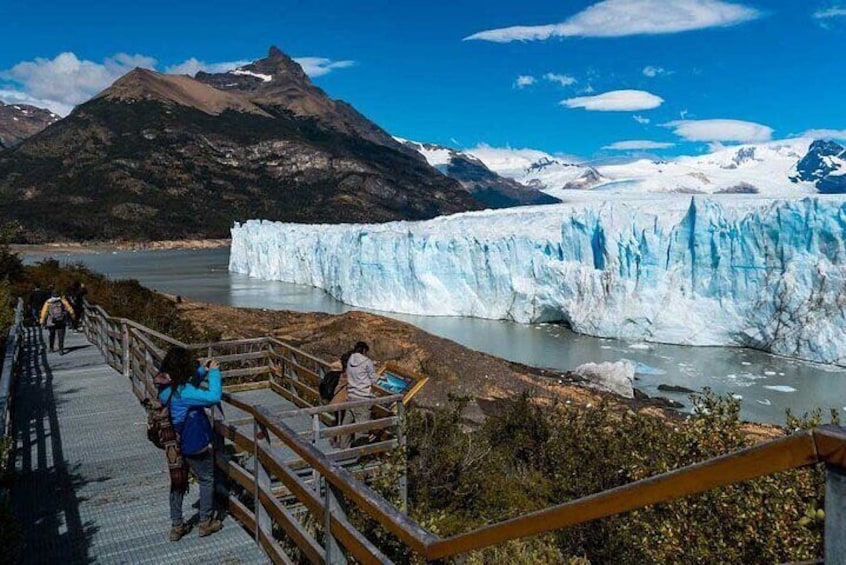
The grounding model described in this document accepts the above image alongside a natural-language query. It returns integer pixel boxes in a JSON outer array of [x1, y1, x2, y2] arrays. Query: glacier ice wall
[[230, 197, 846, 366]]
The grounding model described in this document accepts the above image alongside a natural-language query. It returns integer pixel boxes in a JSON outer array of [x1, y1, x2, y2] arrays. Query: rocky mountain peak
[[791, 139, 846, 193], [809, 138, 845, 157], [260, 45, 310, 82], [0, 101, 60, 149], [194, 45, 413, 155]]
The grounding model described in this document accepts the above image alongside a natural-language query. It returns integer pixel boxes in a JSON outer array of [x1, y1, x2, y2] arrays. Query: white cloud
[[465, 143, 580, 177], [633, 114, 651, 124], [165, 56, 353, 78], [464, 0, 762, 42], [0, 51, 355, 116], [642, 65, 670, 78], [603, 139, 675, 150], [293, 57, 355, 77], [803, 129, 846, 140], [543, 72, 577, 86], [514, 75, 537, 88], [165, 58, 250, 76], [664, 118, 773, 142], [0, 52, 157, 115], [813, 7, 846, 19], [562, 89, 664, 111]]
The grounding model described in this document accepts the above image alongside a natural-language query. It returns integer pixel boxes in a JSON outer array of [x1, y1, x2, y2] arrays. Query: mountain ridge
[[0, 46, 481, 242]]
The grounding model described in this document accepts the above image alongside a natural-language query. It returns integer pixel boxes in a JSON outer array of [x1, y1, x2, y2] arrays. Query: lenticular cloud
[[562, 90, 664, 112], [465, 0, 762, 42]]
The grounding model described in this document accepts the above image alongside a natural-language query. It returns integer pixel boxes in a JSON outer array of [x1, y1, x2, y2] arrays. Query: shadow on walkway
[[11, 326, 98, 564]]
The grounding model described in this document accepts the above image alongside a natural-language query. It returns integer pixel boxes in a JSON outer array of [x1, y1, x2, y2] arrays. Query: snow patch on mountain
[[230, 68, 272, 82]]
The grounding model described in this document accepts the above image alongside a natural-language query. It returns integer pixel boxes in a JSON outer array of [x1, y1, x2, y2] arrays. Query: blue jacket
[[158, 366, 222, 426]]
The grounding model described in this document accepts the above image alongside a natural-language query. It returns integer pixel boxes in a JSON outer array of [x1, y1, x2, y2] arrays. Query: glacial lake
[[24, 247, 846, 425]]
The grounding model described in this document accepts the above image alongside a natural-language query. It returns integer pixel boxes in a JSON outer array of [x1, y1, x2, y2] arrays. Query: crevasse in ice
[[230, 197, 846, 365]]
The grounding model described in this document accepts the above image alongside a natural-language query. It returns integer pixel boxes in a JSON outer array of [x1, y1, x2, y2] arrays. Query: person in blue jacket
[[158, 346, 223, 541]]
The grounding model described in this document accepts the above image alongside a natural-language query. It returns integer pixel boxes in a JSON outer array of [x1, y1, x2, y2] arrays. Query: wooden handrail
[[0, 298, 24, 473], [426, 431, 820, 558], [250, 405, 436, 554]]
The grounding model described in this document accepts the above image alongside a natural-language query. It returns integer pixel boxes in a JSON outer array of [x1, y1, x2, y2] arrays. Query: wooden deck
[[10, 326, 269, 564]]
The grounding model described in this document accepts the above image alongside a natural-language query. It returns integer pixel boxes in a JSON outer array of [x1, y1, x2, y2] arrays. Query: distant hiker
[[40, 290, 75, 354], [338, 341, 379, 448], [157, 346, 223, 541], [67, 281, 87, 331], [28, 284, 49, 324]]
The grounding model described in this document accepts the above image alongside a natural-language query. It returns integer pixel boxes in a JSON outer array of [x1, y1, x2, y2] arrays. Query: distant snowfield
[[231, 194, 846, 366], [470, 137, 818, 198]]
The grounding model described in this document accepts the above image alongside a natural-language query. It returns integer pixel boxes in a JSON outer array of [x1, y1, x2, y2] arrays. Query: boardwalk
[[11, 326, 268, 564]]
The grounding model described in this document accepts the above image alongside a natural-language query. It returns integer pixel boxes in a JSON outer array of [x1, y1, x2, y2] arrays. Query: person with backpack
[[157, 346, 223, 542], [39, 290, 75, 354]]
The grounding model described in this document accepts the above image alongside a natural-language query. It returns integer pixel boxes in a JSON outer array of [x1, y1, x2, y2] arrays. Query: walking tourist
[[28, 283, 49, 324], [39, 290, 75, 354], [67, 281, 88, 331]]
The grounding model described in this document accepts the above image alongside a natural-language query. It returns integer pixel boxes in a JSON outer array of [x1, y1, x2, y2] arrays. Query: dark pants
[[47, 324, 66, 352], [169, 450, 214, 526], [72, 303, 84, 330]]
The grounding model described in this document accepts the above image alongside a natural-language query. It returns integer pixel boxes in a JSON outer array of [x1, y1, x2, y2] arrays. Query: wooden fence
[[81, 301, 846, 564], [0, 298, 24, 475]]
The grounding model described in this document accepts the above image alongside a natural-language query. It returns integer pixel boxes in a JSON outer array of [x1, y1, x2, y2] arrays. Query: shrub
[[397, 392, 827, 564]]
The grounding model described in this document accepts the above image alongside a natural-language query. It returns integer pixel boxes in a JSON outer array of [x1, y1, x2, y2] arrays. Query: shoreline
[[171, 294, 780, 440], [12, 238, 231, 254]]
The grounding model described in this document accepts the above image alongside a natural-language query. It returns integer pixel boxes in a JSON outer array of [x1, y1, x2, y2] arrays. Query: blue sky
[[1, 0, 845, 159]]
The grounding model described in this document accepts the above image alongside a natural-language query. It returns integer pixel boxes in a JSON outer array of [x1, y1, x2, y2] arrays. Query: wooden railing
[[0, 298, 24, 475], [81, 300, 846, 564]]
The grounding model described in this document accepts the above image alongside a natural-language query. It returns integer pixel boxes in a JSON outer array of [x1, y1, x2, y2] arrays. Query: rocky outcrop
[[398, 139, 560, 208], [791, 139, 846, 193], [0, 101, 59, 149]]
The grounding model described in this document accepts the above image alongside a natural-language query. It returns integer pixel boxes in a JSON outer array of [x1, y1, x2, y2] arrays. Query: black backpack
[[319, 370, 343, 402]]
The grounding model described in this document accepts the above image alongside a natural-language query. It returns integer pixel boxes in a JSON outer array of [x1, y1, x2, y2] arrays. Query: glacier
[[230, 196, 846, 366]]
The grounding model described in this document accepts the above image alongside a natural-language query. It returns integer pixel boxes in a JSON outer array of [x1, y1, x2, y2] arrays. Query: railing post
[[826, 465, 846, 563], [252, 420, 260, 542], [252, 418, 272, 544], [312, 414, 321, 491], [121, 321, 130, 379], [323, 479, 348, 565], [397, 400, 408, 512]]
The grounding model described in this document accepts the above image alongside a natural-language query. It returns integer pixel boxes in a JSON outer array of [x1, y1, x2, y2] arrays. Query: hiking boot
[[169, 522, 191, 542], [198, 518, 223, 537]]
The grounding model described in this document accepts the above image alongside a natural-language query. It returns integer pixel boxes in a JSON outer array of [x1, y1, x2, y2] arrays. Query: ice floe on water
[[763, 385, 798, 393]]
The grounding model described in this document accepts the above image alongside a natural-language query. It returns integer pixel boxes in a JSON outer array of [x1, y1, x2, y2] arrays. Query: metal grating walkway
[[11, 327, 269, 564]]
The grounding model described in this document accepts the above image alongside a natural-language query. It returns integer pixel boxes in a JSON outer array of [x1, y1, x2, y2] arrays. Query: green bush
[[399, 392, 827, 564]]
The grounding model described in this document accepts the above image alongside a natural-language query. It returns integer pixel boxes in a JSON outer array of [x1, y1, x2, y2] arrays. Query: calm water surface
[[24, 247, 846, 425]]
